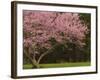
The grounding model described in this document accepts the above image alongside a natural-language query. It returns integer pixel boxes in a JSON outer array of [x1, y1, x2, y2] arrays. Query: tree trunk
[[24, 49, 40, 68], [32, 59, 40, 68]]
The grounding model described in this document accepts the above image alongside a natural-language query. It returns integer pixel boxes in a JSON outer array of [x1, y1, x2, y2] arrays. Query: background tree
[[23, 11, 88, 68], [79, 13, 91, 61]]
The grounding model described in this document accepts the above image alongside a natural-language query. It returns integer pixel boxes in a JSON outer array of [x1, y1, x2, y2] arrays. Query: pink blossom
[[23, 10, 88, 50]]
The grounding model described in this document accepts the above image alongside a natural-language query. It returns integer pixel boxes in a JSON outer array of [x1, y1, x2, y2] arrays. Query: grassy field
[[23, 62, 90, 69]]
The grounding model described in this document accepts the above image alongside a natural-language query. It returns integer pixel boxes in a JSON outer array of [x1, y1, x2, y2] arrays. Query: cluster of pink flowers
[[23, 10, 88, 49]]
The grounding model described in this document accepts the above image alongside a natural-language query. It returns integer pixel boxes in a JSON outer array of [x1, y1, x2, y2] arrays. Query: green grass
[[23, 62, 90, 69]]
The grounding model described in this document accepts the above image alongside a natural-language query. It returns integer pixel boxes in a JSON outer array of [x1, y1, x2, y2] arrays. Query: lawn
[[23, 62, 90, 69]]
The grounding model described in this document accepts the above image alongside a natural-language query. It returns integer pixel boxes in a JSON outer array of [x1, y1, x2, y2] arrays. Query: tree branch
[[37, 43, 60, 64]]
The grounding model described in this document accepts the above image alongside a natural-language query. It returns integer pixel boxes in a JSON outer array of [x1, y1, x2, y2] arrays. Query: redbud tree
[[23, 10, 88, 68]]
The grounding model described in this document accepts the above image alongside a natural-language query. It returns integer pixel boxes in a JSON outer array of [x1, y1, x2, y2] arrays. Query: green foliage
[[79, 13, 91, 28], [79, 13, 91, 61]]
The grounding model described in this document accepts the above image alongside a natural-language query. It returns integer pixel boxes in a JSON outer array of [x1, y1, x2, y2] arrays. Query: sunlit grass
[[23, 62, 90, 69]]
